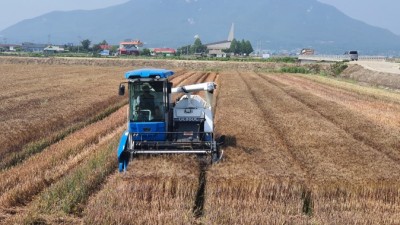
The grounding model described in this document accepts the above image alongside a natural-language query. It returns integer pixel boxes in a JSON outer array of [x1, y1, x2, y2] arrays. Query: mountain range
[[1, 0, 400, 54]]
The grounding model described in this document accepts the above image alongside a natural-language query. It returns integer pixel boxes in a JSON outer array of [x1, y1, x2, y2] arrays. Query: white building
[[205, 23, 235, 57], [44, 45, 65, 53]]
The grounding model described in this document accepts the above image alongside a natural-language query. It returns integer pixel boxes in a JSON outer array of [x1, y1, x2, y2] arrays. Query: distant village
[[0, 40, 180, 57], [0, 23, 323, 59], [0, 24, 300, 59]]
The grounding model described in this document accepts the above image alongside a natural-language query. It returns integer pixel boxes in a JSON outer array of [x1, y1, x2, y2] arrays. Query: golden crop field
[[1, 60, 400, 224]]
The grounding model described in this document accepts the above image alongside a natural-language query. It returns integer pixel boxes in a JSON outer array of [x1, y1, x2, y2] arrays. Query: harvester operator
[[137, 83, 155, 113]]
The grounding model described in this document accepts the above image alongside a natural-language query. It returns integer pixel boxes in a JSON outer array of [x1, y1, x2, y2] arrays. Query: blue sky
[[0, 0, 399, 35], [0, 0, 129, 31]]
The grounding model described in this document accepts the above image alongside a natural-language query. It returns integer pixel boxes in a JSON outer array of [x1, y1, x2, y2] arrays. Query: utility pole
[[77, 36, 81, 53]]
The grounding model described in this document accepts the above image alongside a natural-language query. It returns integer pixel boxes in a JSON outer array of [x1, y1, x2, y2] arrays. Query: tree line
[[224, 39, 254, 56], [177, 38, 253, 56], [63, 37, 254, 56]]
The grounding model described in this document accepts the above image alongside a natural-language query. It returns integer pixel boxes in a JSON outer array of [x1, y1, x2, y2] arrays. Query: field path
[[352, 61, 400, 74]]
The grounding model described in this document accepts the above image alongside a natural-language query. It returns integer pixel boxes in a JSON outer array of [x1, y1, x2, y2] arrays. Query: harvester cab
[[117, 68, 223, 172]]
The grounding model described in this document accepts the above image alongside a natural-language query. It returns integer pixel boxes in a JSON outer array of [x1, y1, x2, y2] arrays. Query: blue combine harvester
[[117, 68, 223, 172]]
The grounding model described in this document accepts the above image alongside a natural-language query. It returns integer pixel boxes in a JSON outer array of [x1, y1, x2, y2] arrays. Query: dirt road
[[351, 60, 400, 74]]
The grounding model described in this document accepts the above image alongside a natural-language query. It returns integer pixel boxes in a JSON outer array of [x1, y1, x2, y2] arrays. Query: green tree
[[15, 46, 22, 52], [177, 45, 192, 55], [81, 39, 91, 51], [92, 40, 109, 53], [191, 38, 206, 54], [228, 38, 253, 56], [243, 40, 254, 56], [141, 48, 151, 56], [229, 39, 239, 55], [110, 45, 118, 54], [99, 40, 108, 45], [92, 44, 101, 52], [241, 39, 249, 55]]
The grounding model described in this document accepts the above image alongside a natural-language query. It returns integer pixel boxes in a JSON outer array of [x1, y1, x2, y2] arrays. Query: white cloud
[[187, 18, 195, 25]]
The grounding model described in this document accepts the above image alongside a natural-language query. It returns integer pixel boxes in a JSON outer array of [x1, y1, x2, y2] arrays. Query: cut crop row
[[0, 64, 131, 159], [267, 73, 400, 128], [262, 73, 400, 164], [0, 106, 126, 210], [242, 71, 400, 223], [3, 126, 124, 224], [204, 70, 400, 224], [204, 71, 310, 224]]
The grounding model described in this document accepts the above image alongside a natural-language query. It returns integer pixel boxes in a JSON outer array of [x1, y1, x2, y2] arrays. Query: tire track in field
[[173, 71, 215, 219], [261, 74, 400, 165], [237, 72, 309, 178]]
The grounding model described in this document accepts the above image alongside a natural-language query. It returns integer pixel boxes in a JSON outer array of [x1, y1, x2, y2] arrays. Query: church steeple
[[228, 23, 234, 41]]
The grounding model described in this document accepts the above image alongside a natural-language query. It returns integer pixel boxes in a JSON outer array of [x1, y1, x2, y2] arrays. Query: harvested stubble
[[0, 106, 127, 209], [268, 73, 400, 129], [204, 71, 309, 224], [0, 63, 131, 158], [3, 61, 400, 224], [204, 70, 400, 224], [264, 73, 400, 164], [168, 70, 196, 86], [309, 182, 400, 224], [242, 71, 400, 182], [5, 128, 124, 225], [83, 155, 200, 224], [0, 99, 127, 171]]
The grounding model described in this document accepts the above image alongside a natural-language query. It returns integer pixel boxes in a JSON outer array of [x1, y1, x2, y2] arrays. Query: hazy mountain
[[1, 0, 400, 54]]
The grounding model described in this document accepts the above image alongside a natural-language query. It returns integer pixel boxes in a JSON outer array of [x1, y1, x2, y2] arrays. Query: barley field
[[1, 59, 400, 224]]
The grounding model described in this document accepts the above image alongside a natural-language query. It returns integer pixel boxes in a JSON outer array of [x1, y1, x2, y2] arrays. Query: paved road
[[351, 61, 400, 74]]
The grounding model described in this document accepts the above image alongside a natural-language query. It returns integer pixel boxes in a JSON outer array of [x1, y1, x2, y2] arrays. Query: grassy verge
[[280, 66, 310, 74], [260, 62, 348, 76], [0, 99, 127, 171]]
